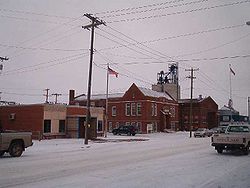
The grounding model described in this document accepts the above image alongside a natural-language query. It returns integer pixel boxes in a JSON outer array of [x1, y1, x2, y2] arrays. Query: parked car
[[194, 128, 209, 137], [112, 125, 137, 136], [0, 130, 33, 157], [207, 127, 219, 137]]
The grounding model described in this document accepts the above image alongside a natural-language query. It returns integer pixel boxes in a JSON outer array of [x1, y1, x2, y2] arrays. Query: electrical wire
[[95, 0, 185, 15], [0, 8, 75, 20], [95, 51, 154, 85], [0, 43, 88, 52], [1, 52, 88, 76], [106, 0, 250, 23], [100, 0, 209, 18], [98, 24, 246, 53]]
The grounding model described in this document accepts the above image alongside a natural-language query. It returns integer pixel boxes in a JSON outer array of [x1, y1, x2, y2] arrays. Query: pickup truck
[[211, 124, 250, 155], [0, 131, 33, 157]]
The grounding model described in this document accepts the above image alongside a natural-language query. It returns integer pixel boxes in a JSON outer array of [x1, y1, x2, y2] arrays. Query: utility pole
[[82, 13, 105, 145], [52, 93, 61, 104], [44, 89, 50, 103], [0, 56, 9, 73], [185, 68, 199, 138]]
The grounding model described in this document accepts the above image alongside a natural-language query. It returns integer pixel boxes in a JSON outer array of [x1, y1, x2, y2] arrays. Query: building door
[[78, 117, 97, 139]]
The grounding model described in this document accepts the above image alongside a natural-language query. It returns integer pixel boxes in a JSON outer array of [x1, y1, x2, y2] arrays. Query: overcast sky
[[0, 0, 249, 115]]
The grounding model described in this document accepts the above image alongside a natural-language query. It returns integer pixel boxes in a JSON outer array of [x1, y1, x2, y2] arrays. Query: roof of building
[[74, 93, 124, 101], [178, 97, 206, 104], [138, 87, 173, 100], [219, 105, 239, 113], [74, 87, 174, 101]]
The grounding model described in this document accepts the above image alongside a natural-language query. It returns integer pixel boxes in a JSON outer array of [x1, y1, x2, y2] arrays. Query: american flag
[[108, 67, 118, 78]]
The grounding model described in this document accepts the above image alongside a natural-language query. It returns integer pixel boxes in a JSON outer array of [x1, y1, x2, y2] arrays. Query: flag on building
[[230, 67, 235, 76], [108, 67, 118, 77]]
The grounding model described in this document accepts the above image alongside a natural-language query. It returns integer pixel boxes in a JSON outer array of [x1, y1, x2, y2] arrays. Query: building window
[[171, 122, 175, 130], [116, 122, 119, 129], [184, 115, 188, 123], [153, 122, 157, 132], [44, 120, 51, 133], [112, 106, 117, 116], [131, 103, 136, 116], [137, 103, 142, 116], [125, 103, 131, 116], [170, 106, 175, 118], [151, 103, 154, 116], [194, 115, 199, 123], [152, 103, 157, 116], [137, 122, 142, 133], [109, 122, 113, 132], [97, 120, 103, 132], [222, 116, 230, 122], [154, 104, 157, 116], [59, 120, 65, 133]]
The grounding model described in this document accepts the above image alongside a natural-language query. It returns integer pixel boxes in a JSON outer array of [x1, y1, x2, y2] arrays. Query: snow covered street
[[0, 132, 250, 188]]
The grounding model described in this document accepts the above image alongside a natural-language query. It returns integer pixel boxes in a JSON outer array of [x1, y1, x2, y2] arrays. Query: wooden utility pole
[[82, 14, 105, 145], [185, 68, 199, 138], [44, 88, 50, 103], [52, 93, 62, 104]]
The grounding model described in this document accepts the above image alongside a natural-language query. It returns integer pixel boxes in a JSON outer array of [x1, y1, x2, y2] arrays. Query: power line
[[0, 43, 88, 52], [99, 53, 250, 66], [1, 53, 88, 76], [95, 0, 185, 15], [0, 15, 84, 55], [0, 8, 75, 20], [105, 26, 174, 60], [98, 24, 246, 52], [6, 26, 82, 59], [96, 51, 153, 85], [106, 0, 250, 23], [175, 31, 250, 57], [100, 0, 209, 18], [0, 14, 77, 25]]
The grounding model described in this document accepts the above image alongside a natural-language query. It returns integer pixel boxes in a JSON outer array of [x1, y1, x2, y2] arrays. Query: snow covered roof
[[178, 97, 206, 104], [74, 93, 124, 101], [138, 87, 173, 100]]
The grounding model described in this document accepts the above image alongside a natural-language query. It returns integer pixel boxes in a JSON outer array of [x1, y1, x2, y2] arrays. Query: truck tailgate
[[212, 134, 243, 144]]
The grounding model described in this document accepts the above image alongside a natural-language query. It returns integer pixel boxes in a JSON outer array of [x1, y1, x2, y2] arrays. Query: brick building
[[179, 96, 218, 131], [0, 104, 104, 139], [70, 83, 179, 133]]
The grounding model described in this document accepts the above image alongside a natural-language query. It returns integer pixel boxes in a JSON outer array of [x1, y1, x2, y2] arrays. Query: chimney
[[69, 90, 75, 104], [198, 95, 202, 100]]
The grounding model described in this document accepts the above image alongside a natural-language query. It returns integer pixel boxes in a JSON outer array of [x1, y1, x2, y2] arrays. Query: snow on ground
[[0, 132, 250, 188]]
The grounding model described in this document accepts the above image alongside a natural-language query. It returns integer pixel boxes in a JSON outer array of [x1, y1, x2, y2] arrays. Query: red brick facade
[[179, 96, 218, 131], [108, 84, 179, 133], [0, 104, 104, 139], [71, 83, 179, 133]]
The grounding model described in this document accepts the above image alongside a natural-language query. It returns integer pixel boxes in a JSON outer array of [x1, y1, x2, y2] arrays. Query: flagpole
[[105, 63, 109, 138], [229, 64, 233, 123], [229, 64, 232, 102]]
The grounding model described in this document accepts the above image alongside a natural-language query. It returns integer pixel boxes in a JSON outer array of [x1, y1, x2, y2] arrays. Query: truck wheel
[[243, 146, 249, 155], [216, 148, 223, 154], [0, 151, 5, 157], [9, 142, 23, 157]]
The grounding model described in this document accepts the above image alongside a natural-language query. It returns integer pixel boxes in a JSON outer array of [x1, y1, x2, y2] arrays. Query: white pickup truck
[[0, 130, 33, 157], [211, 124, 250, 155]]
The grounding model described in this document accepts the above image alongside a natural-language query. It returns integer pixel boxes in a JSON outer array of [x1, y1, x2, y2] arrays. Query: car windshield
[[227, 126, 249, 133]]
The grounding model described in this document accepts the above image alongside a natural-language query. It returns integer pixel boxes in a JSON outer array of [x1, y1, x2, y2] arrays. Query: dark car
[[112, 125, 137, 136]]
